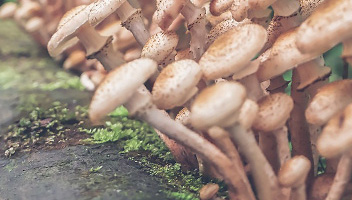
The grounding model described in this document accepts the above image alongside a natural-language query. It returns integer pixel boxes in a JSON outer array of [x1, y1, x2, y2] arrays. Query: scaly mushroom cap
[[317, 103, 352, 158], [253, 93, 293, 132], [209, 0, 234, 16], [191, 82, 247, 130], [207, 18, 247, 45], [299, 0, 325, 20], [152, 59, 202, 110], [88, 0, 126, 26], [47, 5, 88, 57], [305, 80, 352, 126], [296, 0, 352, 55], [0, 2, 17, 19], [89, 58, 157, 123], [257, 28, 320, 82], [153, 0, 186, 30], [278, 155, 311, 188], [200, 23, 267, 80], [141, 31, 179, 64]]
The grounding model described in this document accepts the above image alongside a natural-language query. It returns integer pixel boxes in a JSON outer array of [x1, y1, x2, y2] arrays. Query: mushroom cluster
[[2, 0, 352, 199]]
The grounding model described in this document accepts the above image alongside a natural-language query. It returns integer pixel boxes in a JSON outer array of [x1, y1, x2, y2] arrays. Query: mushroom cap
[[191, 81, 247, 130], [175, 107, 191, 125], [317, 103, 352, 158], [0, 2, 17, 19], [153, 0, 186, 30], [253, 93, 293, 132], [199, 183, 220, 200], [257, 28, 320, 82], [295, 0, 352, 55], [209, 0, 234, 16], [239, 99, 259, 129], [25, 16, 44, 32], [152, 59, 202, 110], [88, 0, 126, 26], [305, 80, 352, 126], [141, 31, 179, 64], [47, 5, 88, 57], [200, 23, 267, 80], [278, 155, 311, 188], [207, 18, 246, 45], [89, 58, 157, 124]]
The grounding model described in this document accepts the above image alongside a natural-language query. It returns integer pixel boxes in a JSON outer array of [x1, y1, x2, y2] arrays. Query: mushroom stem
[[326, 153, 352, 200], [273, 126, 291, 166], [117, 1, 150, 46], [133, 103, 256, 200], [228, 124, 282, 200], [271, 0, 300, 17], [180, 0, 208, 61], [290, 184, 306, 200]]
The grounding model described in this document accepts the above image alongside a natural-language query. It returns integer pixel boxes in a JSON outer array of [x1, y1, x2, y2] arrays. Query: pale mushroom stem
[[274, 126, 291, 166], [228, 124, 282, 200], [117, 1, 150, 46], [134, 105, 256, 200], [326, 153, 352, 200], [290, 183, 306, 200], [180, 0, 208, 61]]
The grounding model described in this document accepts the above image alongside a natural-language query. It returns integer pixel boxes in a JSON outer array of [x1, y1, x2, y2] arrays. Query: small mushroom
[[200, 23, 267, 80], [152, 59, 202, 110], [191, 82, 281, 200], [0, 2, 17, 19], [278, 155, 311, 200], [63, 50, 88, 70], [47, 5, 124, 71], [199, 183, 220, 200], [271, 0, 300, 17], [209, 0, 233, 16]]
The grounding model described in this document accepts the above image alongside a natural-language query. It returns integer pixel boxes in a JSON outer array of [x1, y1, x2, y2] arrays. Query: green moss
[[4, 102, 88, 157], [82, 106, 227, 199]]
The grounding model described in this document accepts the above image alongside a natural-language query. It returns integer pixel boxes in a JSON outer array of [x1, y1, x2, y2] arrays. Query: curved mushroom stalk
[[47, 5, 124, 71], [191, 82, 280, 200], [0, 2, 18, 19], [316, 104, 352, 200], [88, 0, 150, 47], [89, 59, 255, 200], [296, 0, 352, 55], [278, 155, 311, 200]]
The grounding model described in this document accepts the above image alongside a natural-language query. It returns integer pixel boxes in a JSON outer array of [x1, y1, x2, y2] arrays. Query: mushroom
[[305, 79, 352, 126], [316, 103, 352, 200], [24, 16, 50, 46], [88, 0, 150, 46], [278, 155, 311, 200], [152, 59, 202, 110], [47, 5, 124, 71], [200, 23, 267, 81], [89, 58, 255, 200], [342, 38, 352, 67], [271, 0, 300, 17], [209, 0, 233, 16], [0, 2, 17, 19], [191, 82, 282, 200], [253, 93, 293, 169], [295, 0, 352, 55], [63, 50, 87, 70]]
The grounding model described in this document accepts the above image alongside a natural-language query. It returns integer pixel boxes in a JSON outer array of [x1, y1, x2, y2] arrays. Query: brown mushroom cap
[[88, 0, 126, 26], [253, 93, 293, 132], [89, 58, 157, 123], [305, 80, 352, 126], [191, 82, 247, 130], [141, 31, 179, 64], [200, 23, 267, 80], [317, 103, 352, 158], [257, 28, 320, 82], [152, 59, 202, 110], [47, 5, 89, 57], [153, 0, 186, 30], [295, 0, 352, 55], [278, 155, 311, 188]]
